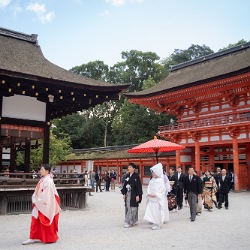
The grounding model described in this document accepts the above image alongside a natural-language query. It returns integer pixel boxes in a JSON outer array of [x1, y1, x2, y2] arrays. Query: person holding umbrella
[[121, 163, 143, 228]]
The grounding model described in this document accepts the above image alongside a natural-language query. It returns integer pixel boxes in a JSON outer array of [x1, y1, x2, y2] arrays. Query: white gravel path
[[1, 188, 250, 250]]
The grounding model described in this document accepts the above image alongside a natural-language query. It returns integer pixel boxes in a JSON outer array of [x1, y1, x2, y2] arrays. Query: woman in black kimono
[[121, 163, 143, 228]]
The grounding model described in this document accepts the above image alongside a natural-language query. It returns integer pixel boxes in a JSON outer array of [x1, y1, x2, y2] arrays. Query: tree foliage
[[16, 131, 71, 170], [56, 41, 245, 149], [162, 44, 214, 72], [111, 99, 171, 145], [219, 39, 248, 51]]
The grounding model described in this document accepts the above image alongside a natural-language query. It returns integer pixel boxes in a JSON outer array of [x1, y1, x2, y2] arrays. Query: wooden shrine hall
[[125, 42, 250, 191], [0, 27, 129, 174]]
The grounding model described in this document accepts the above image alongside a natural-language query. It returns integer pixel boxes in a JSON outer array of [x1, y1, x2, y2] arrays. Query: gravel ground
[[1, 188, 250, 250]]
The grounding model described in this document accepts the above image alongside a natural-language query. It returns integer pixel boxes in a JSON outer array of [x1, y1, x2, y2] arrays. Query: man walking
[[184, 168, 202, 222], [217, 169, 231, 210], [175, 166, 185, 210], [95, 170, 102, 192]]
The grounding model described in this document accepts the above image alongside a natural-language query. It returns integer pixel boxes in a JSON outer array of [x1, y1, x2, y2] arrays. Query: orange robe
[[29, 174, 61, 243]]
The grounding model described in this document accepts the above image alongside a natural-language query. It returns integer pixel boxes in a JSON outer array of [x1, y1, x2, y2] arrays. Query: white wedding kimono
[[144, 176, 166, 226]]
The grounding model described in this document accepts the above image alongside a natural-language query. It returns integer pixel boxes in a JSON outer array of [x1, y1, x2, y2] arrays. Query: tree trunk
[[104, 122, 108, 147]]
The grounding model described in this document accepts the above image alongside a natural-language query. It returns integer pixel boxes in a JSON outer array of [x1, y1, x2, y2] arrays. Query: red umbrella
[[128, 136, 185, 163]]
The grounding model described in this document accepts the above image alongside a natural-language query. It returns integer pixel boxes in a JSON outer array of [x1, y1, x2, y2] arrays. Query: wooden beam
[[43, 103, 50, 164], [24, 140, 31, 173]]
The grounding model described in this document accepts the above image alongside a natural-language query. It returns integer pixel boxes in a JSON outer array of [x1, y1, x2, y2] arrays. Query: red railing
[[158, 113, 250, 132]]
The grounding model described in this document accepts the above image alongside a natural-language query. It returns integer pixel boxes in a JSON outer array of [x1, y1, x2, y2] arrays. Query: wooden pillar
[[43, 103, 50, 164], [0, 96, 2, 172], [24, 140, 31, 173], [176, 150, 180, 168], [0, 146, 2, 172], [195, 141, 200, 175], [209, 146, 214, 170], [246, 143, 250, 190], [233, 137, 240, 191], [9, 143, 16, 173]]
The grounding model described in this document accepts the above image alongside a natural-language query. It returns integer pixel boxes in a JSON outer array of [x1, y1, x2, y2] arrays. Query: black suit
[[217, 175, 230, 208], [183, 175, 202, 221], [175, 172, 185, 209], [95, 173, 102, 192]]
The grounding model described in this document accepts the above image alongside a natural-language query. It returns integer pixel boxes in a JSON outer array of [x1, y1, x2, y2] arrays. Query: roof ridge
[[170, 42, 250, 72], [0, 26, 38, 44]]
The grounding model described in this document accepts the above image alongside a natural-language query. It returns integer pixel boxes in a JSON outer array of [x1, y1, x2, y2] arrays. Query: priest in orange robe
[[22, 164, 61, 245]]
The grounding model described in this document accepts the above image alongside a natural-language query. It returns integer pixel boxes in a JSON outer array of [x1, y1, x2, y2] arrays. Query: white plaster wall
[[188, 138, 195, 143], [180, 155, 191, 162], [238, 133, 247, 139], [200, 137, 208, 142], [2, 95, 46, 121], [201, 108, 208, 112], [210, 136, 219, 141], [222, 104, 230, 109], [222, 135, 231, 140], [210, 106, 219, 111]]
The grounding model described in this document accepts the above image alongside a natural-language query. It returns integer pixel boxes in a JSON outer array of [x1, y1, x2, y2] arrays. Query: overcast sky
[[1, 0, 250, 70]]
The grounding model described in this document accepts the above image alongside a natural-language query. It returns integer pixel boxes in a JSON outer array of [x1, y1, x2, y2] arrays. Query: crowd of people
[[21, 163, 233, 245], [121, 163, 233, 230]]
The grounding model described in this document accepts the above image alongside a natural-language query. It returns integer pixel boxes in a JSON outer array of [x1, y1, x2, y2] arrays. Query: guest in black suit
[[95, 170, 102, 192], [217, 169, 231, 209], [183, 168, 202, 222], [213, 167, 221, 202], [175, 166, 185, 210]]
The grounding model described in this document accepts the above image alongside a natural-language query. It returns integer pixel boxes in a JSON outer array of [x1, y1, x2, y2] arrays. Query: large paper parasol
[[128, 136, 185, 163]]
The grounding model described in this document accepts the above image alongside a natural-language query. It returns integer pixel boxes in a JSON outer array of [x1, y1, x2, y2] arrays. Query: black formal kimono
[[121, 173, 143, 207], [167, 175, 177, 211], [121, 172, 143, 226]]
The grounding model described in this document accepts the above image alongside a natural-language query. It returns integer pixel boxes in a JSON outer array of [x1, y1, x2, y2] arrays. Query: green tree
[[163, 44, 214, 72], [111, 99, 171, 145], [142, 75, 157, 90], [219, 39, 248, 51], [16, 131, 71, 170], [70, 60, 109, 81], [108, 50, 167, 92]]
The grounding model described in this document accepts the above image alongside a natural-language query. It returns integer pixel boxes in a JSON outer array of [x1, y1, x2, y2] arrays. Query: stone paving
[[1, 188, 250, 250]]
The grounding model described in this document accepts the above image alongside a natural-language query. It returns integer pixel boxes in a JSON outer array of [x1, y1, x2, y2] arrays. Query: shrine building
[[0, 27, 129, 173], [125, 43, 250, 191]]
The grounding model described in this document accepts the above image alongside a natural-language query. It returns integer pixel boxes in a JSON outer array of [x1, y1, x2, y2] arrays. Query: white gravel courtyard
[[1, 188, 250, 250]]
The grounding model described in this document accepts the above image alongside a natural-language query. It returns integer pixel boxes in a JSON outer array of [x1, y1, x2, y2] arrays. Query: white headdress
[[150, 163, 164, 178]]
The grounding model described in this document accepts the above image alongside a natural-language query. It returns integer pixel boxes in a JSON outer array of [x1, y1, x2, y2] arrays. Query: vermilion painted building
[[125, 43, 250, 191]]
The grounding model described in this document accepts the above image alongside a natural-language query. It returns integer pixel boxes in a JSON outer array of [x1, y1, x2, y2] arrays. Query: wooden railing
[[0, 173, 94, 215], [158, 113, 250, 132]]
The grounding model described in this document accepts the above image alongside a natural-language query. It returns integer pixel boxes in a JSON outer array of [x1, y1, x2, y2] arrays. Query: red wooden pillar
[[233, 137, 240, 191], [195, 141, 200, 176], [246, 143, 250, 190], [209, 146, 214, 170], [176, 150, 180, 168]]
